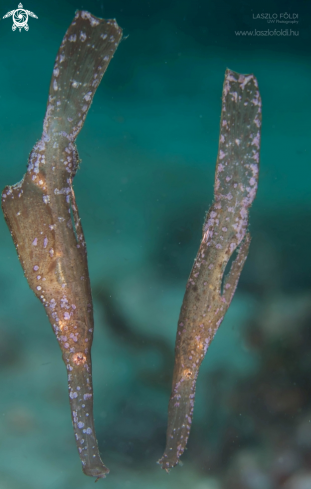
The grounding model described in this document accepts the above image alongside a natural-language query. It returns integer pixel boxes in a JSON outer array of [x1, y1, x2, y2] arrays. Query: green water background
[[0, 1, 310, 488]]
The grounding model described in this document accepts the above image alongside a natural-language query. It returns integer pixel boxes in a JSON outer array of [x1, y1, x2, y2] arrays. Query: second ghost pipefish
[[1, 11, 122, 479], [159, 69, 262, 470]]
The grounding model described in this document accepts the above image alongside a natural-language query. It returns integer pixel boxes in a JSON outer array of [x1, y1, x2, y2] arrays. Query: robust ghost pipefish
[[159, 69, 261, 470], [2, 11, 122, 479]]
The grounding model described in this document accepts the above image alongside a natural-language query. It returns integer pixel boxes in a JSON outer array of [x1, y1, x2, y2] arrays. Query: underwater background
[[0, 0, 310, 488]]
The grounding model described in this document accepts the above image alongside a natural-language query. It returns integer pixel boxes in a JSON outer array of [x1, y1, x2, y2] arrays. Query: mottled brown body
[[159, 70, 261, 469], [2, 11, 122, 479]]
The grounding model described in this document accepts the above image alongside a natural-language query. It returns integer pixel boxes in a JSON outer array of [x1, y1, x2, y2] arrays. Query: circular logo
[[3, 3, 38, 32], [13, 8, 28, 29]]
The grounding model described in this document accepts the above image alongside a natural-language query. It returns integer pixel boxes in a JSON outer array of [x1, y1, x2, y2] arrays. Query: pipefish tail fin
[[43, 10, 122, 140], [2, 11, 123, 480]]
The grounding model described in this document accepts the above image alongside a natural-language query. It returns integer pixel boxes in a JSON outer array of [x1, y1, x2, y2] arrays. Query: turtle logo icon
[[3, 3, 38, 32]]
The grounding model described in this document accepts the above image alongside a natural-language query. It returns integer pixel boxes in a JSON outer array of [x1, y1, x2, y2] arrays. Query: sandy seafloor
[[0, 1, 310, 488]]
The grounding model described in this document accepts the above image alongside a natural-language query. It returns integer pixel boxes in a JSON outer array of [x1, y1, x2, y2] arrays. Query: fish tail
[[43, 10, 122, 140]]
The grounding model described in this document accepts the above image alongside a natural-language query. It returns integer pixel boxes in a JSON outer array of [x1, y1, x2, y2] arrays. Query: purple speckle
[[250, 177, 256, 186]]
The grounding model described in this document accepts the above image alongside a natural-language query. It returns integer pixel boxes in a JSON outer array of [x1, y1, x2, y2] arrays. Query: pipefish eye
[[183, 369, 193, 379], [72, 352, 87, 365]]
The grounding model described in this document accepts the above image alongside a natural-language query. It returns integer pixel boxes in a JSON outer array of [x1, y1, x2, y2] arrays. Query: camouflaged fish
[[2, 10, 122, 480], [159, 69, 261, 470]]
